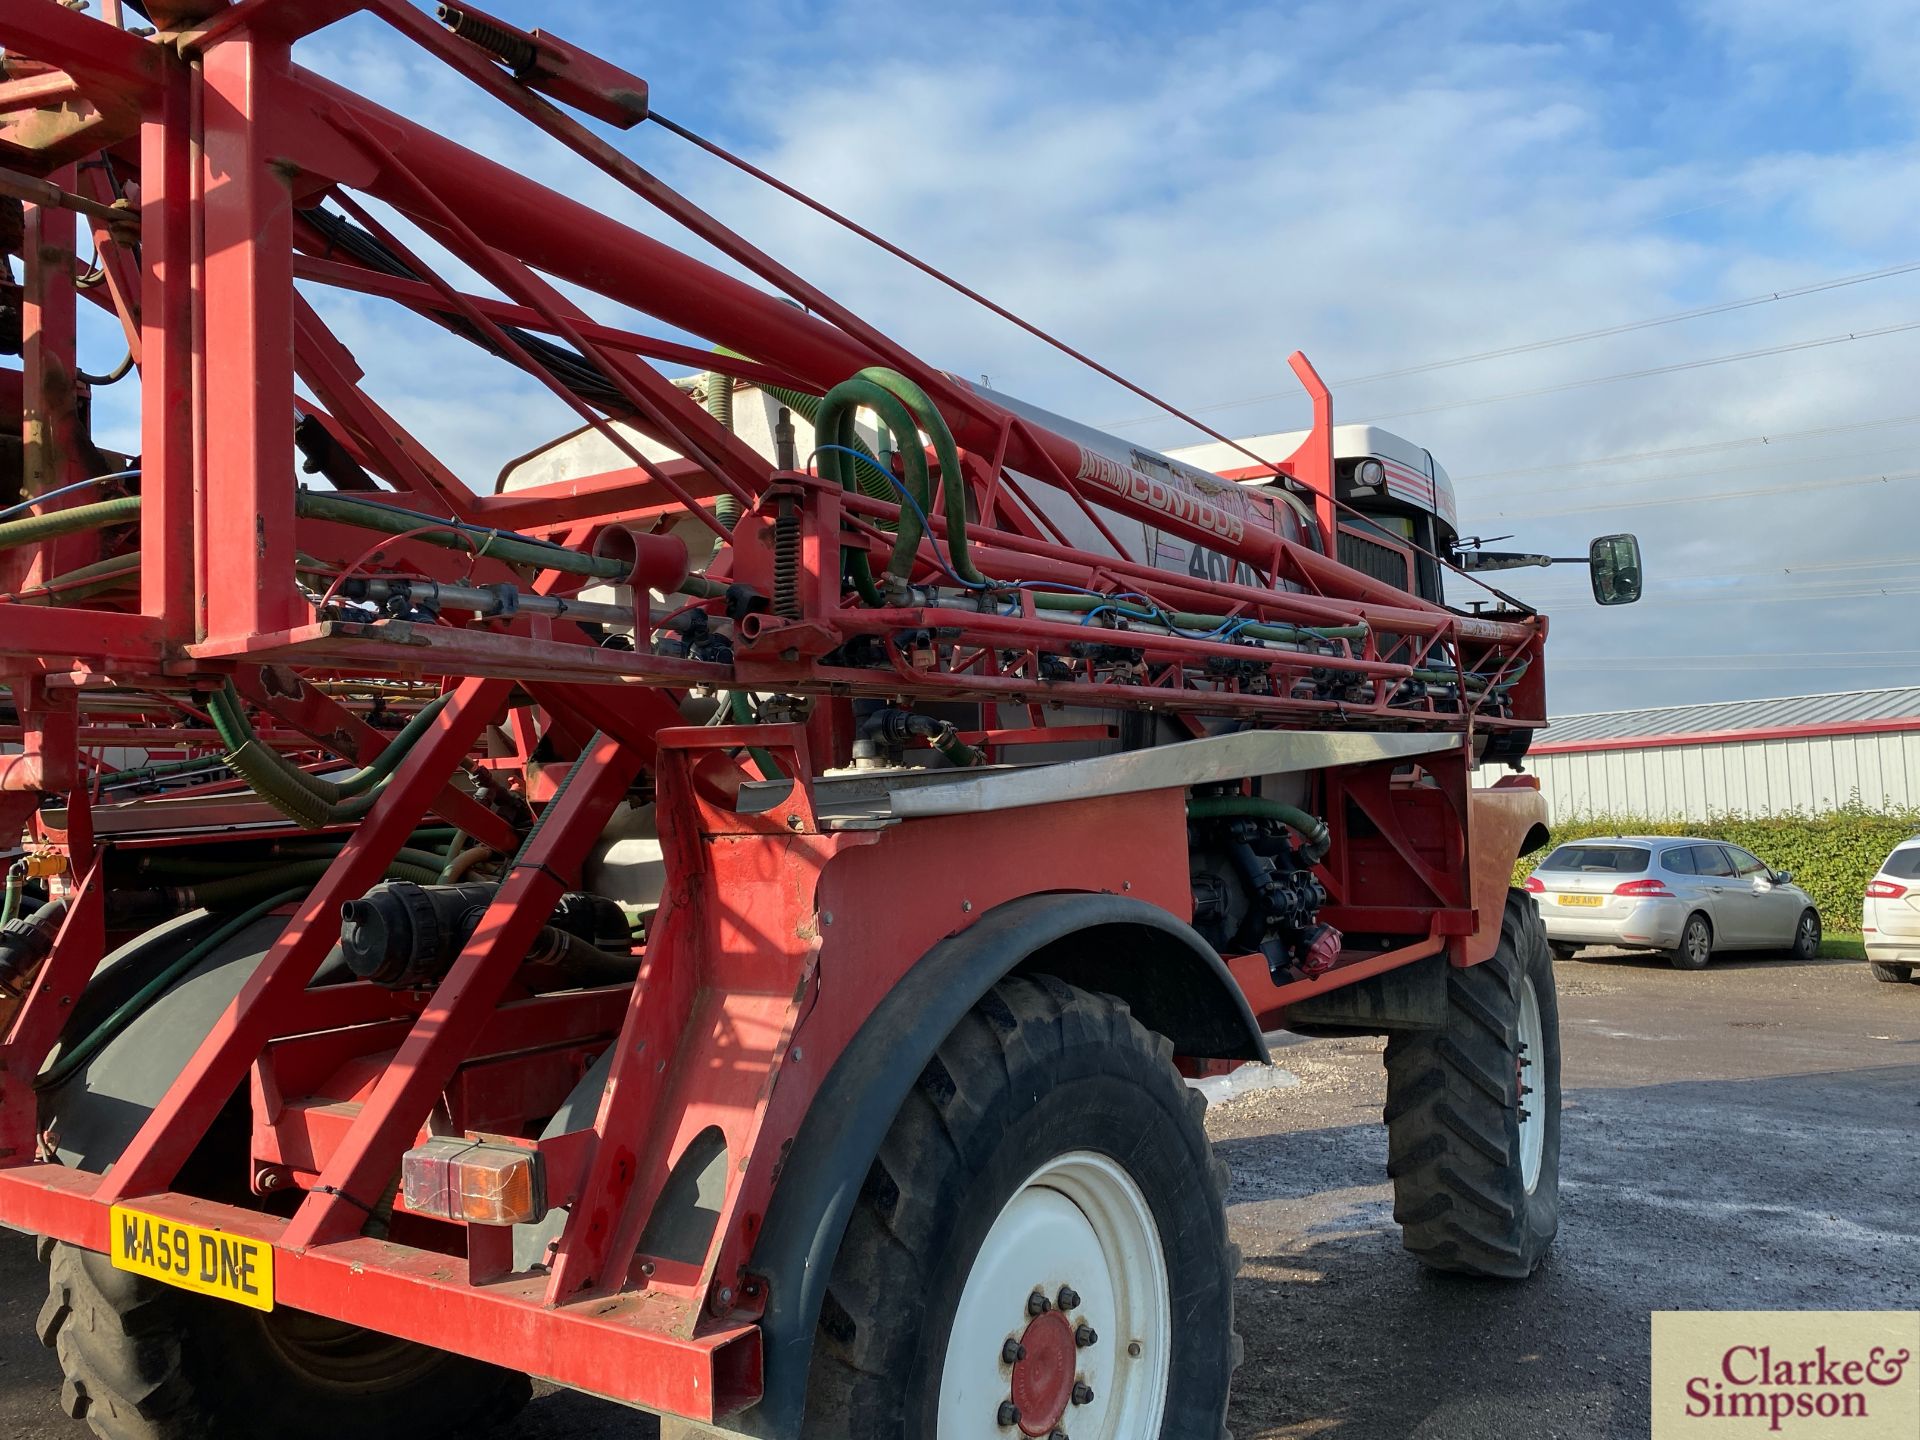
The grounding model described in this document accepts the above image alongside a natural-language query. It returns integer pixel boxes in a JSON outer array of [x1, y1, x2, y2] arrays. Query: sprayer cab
[[1168, 423, 1462, 604]]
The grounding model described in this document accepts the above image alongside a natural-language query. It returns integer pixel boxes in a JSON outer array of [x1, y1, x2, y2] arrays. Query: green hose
[[207, 683, 455, 829], [293, 490, 630, 580], [99, 752, 228, 786], [725, 691, 786, 781], [705, 371, 741, 531], [140, 848, 448, 884], [931, 727, 982, 768], [0, 496, 140, 552], [1187, 794, 1331, 863], [185, 857, 440, 908], [712, 351, 888, 605], [816, 375, 931, 582], [1031, 590, 1367, 644], [0, 866, 22, 928], [35, 888, 304, 1092], [855, 368, 983, 587], [12, 550, 141, 605]]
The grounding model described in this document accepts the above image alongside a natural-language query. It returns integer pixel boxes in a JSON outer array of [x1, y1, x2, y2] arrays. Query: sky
[[81, 0, 1920, 715]]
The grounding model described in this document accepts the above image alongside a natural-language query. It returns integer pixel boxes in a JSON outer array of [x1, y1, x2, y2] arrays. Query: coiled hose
[[206, 683, 452, 829], [705, 370, 741, 531]]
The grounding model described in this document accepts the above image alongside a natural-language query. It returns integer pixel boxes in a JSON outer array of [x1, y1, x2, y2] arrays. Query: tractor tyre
[[801, 975, 1239, 1439], [1382, 889, 1561, 1278], [38, 1237, 530, 1440]]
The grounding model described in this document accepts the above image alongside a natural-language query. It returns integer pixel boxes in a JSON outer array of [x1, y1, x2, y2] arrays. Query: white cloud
[[270, 0, 1920, 710]]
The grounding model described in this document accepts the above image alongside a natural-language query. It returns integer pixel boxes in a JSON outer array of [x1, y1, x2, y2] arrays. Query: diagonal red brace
[[280, 727, 646, 1249], [95, 677, 515, 1204]]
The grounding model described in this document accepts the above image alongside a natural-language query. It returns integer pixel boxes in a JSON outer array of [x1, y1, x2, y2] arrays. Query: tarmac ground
[[2, 945, 1913, 1438]]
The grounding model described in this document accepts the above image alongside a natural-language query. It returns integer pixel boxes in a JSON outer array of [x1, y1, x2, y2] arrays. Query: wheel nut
[[1072, 1381, 1095, 1406], [997, 1401, 1021, 1427], [1075, 1324, 1098, 1348], [1027, 1290, 1051, 1316], [1056, 1285, 1081, 1310], [1002, 1338, 1026, 1364]]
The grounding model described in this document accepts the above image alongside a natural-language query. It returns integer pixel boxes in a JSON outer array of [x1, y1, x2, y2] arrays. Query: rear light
[[401, 1137, 546, 1225], [1614, 879, 1673, 897], [1523, 876, 1544, 893], [1866, 880, 1908, 899]]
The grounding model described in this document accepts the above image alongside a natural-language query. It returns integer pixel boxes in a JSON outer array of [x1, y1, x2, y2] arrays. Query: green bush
[[1512, 803, 1920, 934]]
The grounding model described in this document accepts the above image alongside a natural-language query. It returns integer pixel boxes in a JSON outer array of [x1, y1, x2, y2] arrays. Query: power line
[[1452, 409, 1920, 482], [1556, 652, 1920, 671], [1470, 439, 1920, 498], [1355, 319, 1920, 426], [1098, 257, 1920, 429], [1482, 465, 1920, 520], [1340, 259, 1920, 385]]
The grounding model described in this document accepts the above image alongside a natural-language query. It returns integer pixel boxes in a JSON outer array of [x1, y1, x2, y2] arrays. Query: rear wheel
[[1549, 942, 1579, 962], [1790, 909, 1821, 961], [1869, 961, 1914, 984], [1382, 891, 1560, 1278], [39, 1238, 528, 1440], [1669, 913, 1713, 970], [803, 975, 1239, 1439]]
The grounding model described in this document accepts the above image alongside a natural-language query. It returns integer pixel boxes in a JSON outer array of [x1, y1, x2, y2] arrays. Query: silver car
[[1525, 836, 1821, 970]]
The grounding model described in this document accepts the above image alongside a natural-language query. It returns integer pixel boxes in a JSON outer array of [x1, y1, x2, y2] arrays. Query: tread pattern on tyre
[[804, 974, 1240, 1438], [1382, 891, 1558, 1279], [39, 1240, 530, 1440]]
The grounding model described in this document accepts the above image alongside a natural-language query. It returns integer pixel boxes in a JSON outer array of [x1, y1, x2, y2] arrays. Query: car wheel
[[1549, 942, 1579, 962], [1668, 913, 1713, 970], [1869, 962, 1914, 984], [1789, 909, 1821, 961]]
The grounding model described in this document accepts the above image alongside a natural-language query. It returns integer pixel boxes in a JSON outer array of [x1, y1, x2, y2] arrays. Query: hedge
[[1512, 804, 1920, 934]]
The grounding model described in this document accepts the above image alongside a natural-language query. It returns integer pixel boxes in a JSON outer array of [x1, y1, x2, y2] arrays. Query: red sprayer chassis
[[0, 4, 1593, 1436]]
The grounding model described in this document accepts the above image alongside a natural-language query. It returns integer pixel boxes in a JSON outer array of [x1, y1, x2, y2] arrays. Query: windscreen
[[1539, 844, 1652, 874]]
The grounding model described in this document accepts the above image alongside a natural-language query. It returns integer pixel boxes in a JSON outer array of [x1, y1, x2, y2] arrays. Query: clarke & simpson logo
[[1652, 1312, 1919, 1438]]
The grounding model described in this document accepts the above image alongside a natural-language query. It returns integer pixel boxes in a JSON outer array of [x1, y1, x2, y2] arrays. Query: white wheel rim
[[1516, 976, 1545, 1195], [937, 1151, 1171, 1439]]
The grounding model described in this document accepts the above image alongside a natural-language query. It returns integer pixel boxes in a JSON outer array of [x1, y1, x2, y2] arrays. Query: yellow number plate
[[109, 1205, 274, 1312], [1557, 894, 1604, 907]]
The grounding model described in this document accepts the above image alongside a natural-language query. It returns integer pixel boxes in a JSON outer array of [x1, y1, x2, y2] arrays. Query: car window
[[1662, 847, 1697, 875], [1884, 847, 1920, 880], [1539, 845, 1651, 873], [1689, 845, 1735, 877], [1725, 846, 1770, 878]]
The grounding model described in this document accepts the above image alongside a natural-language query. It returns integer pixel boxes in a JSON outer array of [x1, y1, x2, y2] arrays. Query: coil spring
[[773, 501, 802, 619], [437, 6, 538, 73]]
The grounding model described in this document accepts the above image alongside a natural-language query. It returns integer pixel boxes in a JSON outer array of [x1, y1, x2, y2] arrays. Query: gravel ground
[[2, 948, 1914, 1438]]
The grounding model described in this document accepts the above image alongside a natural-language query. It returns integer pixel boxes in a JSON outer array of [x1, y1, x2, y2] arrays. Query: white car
[[1863, 836, 1920, 984]]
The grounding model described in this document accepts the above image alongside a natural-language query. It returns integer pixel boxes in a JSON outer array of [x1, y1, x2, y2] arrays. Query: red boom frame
[[0, 0, 1549, 1423]]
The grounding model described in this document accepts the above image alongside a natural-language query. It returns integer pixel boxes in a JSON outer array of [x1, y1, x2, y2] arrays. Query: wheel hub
[[1009, 1309, 1076, 1435]]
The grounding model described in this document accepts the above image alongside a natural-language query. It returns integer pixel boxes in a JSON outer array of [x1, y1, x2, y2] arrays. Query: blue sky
[[82, 0, 1920, 712]]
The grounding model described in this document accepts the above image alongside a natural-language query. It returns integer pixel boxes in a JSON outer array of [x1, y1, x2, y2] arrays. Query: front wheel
[[1790, 909, 1821, 961], [1869, 961, 1914, 984], [1383, 890, 1561, 1278], [803, 975, 1239, 1439]]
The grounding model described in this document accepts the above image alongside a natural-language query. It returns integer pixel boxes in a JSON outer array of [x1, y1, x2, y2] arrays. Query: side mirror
[[1589, 533, 1643, 605], [1771, 869, 1793, 885]]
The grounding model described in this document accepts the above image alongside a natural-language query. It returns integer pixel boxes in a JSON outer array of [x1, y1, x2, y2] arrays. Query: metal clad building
[[1523, 687, 1920, 821]]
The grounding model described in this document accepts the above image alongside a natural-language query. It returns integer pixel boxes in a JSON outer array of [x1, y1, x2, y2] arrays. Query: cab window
[[1726, 847, 1770, 878]]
